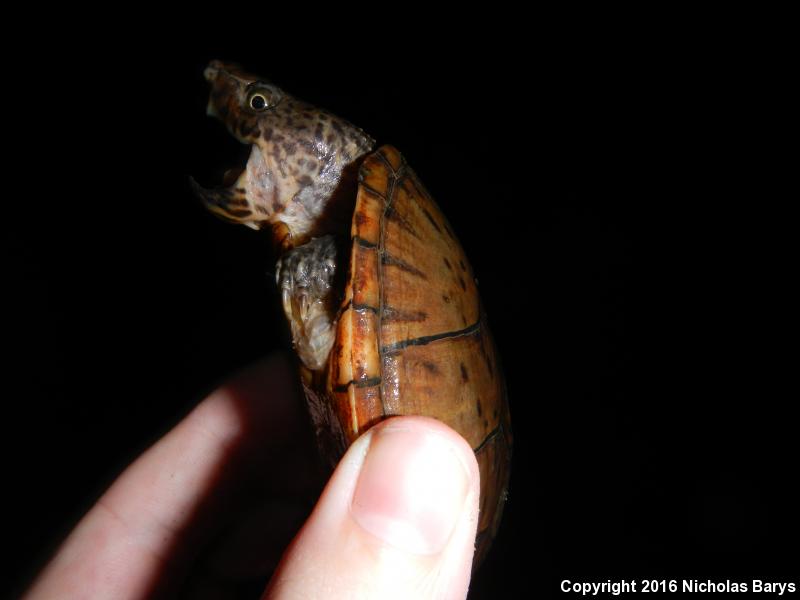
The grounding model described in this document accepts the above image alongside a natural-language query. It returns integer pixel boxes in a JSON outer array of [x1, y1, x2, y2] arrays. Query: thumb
[[264, 416, 480, 600]]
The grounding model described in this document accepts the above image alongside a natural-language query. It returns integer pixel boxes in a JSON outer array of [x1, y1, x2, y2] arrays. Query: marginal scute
[[351, 308, 380, 383], [350, 243, 380, 308], [474, 421, 511, 537], [353, 384, 383, 433], [376, 146, 403, 171], [351, 190, 383, 245], [331, 307, 353, 387], [358, 163, 392, 199]]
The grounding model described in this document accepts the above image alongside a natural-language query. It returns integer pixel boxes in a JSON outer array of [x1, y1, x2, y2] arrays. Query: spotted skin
[[194, 63, 512, 565], [191, 60, 374, 249]]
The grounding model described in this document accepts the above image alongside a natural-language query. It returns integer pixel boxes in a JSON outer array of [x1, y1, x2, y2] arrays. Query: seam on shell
[[375, 153, 404, 421]]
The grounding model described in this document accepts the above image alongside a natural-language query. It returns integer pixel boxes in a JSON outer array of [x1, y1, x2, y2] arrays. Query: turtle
[[190, 60, 512, 564]]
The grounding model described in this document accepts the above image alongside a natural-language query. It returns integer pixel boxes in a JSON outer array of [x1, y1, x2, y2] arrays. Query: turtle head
[[191, 60, 375, 248], [202, 60, 283, 145]]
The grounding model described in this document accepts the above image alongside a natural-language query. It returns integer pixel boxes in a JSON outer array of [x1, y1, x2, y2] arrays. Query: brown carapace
[[192, 61, 511, 564]]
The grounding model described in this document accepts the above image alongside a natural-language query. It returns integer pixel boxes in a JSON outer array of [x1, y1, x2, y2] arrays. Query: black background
[[4, 21, 796, 598]]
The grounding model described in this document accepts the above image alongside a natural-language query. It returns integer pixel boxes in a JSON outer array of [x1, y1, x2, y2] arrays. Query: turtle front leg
[[276, 235, 339, 372]]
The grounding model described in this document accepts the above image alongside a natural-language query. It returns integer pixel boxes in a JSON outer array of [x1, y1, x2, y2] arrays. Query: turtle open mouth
[[190, 124, 260, 227], [221, 166, 244, 186]]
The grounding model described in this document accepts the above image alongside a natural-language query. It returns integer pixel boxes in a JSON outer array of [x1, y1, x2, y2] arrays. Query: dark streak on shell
[[421, 361, 439, 374], [381, 253, 428, 279], [421, 206, 442, 233], [382, 306, 428, 322]]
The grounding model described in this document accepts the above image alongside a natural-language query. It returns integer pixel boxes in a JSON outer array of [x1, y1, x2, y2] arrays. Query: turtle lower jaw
[[189, 144, 266, 230], [189, 172, 257, 227]]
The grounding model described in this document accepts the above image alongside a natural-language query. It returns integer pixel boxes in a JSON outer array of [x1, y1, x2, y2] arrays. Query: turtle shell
[[321, 145, 512, 562]]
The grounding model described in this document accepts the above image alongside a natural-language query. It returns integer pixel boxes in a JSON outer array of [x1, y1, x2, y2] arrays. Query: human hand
[[24, 354, 480, 599]]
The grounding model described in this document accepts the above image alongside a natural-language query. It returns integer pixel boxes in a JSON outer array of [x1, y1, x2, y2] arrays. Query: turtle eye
[[246, 86, 280, 112], [250, 93, 268, 110]]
